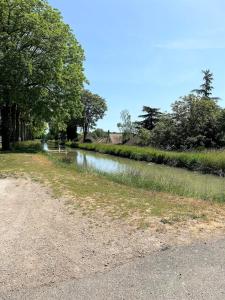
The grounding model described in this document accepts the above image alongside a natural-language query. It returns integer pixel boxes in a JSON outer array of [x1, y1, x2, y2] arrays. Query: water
[[74, 150, 130, 173], [44, 142, 133, 173], [44, 143, 225, 201]]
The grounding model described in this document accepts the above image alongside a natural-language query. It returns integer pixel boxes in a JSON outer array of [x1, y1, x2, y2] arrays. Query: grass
[[1, 140, 43, 153], [63, 148, 225, 202], [100, 167, 225, 203], [74, 143, 225, 176], [1, 141, 225, 228]]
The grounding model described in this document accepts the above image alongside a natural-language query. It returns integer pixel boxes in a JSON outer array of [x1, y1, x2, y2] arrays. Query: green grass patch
[[0, 151, 221, 226], [3, 140, 43, 153]]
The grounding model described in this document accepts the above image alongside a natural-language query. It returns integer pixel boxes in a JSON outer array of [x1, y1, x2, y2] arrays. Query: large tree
[[192, 69, 219, 100], [137, 106, 161, 130], [80, 90, 107, 142], [0, 0, 85, 150], [151, 95, 223, 149]]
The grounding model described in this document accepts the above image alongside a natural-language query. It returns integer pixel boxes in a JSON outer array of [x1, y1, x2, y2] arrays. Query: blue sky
[[49, 0, 225, 131]]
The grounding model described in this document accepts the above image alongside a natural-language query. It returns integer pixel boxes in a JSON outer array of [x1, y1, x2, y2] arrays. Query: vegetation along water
[[71, 143, 225, 177], [45, 142, 225, 203]]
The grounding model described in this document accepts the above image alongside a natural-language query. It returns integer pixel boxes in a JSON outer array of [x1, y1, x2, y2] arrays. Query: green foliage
[[137, 128, 151, 146], [0, 0, 85, 150], [150, 114, 177, 149], [81, 90, 107, 141], [91, 128, 108, 139], [12, 141, 42, 153], [135, 70, 224, 150], [61, 90, 107, 142], [117, 110, 135, 143], [75, 143, 225, 177], [192, 69, 218, 99], [149, 95, 224, 149], [136, 106, 161, 130]]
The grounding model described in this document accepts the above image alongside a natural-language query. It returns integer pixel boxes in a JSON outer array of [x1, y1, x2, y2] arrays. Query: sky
[[49, 0, 225, 131]]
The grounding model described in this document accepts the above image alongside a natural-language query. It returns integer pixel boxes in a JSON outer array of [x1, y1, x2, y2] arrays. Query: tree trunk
[[83, 123, 88, 142], [1, 104, 11, 151], [15, 107, 20, 142], [20, 121, 25, 141], [10, 104, 16, 144], [24, 124, 27, 140], [67, 123, 78, 141]]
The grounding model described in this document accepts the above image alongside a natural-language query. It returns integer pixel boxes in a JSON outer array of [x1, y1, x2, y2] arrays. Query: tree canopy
[[136, 106, 161, 130], [0, 0, 85, 150], [192, 69, 219, 100], [132, 70, 225, 150], [80, 90, 107, 141]]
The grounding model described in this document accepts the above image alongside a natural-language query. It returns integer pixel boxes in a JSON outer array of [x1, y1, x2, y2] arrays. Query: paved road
[[6, 238, 225, 300]]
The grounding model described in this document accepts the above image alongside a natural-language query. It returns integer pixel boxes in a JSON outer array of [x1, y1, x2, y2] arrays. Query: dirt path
[[9, 237, 225, 300], [0, 178, 164, 296], [0, 178, 224, 299]]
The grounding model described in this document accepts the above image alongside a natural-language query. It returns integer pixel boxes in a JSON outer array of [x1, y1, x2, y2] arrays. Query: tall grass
[[74, 143, 225, 176], [102, 168, 225, 202], [53, 150, 225, 203], [11, 140, 43, 153]]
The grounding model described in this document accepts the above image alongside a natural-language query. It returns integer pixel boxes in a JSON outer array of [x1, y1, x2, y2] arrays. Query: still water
[[44, 142, 225, 200]]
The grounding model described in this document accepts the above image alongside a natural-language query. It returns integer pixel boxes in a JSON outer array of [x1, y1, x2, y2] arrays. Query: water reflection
[[43, 142, 225, 200], [44, 142, 130, 173], [74, 150, 129, 173]]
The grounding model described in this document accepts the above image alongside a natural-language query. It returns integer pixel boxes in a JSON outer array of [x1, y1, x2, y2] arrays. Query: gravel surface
[[7, 237, 225, 300], [1, 178, 225, 299]]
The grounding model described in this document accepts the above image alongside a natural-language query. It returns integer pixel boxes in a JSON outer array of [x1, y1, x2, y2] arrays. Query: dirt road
[[0, 178, 225, 299], [0, 178, 162, 298]]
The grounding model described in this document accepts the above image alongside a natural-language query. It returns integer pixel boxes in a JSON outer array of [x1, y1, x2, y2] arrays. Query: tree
[[149, 94, 225, 150], [192, 69, 219, 99], [172, 95, 221, 148], [66, 119, 79, 141], [150, 114, 177, 149], [117, 110, 135, 143], [137, 128, 151, 146], [137, 106, 161, 130], [0, 0, 85, 150], [80, 90, 107, 142], [91, 128, 108, 139]]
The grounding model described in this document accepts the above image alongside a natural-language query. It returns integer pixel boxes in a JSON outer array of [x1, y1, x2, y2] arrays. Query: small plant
[[61, 156, 73, 164]]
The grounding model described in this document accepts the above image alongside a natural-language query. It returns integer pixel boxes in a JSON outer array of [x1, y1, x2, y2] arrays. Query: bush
[[12, 141, 43, 153]]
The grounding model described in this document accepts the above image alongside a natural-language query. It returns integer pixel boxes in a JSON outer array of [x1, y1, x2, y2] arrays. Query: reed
[[74, 143, 225, 176]]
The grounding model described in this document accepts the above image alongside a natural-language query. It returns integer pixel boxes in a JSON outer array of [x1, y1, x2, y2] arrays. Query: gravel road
[[8, 238, 225, 300], [1, 178, 225, 299]]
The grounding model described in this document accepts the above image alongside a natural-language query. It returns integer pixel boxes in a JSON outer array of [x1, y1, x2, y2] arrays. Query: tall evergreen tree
[[192, 70, 219, 99], [137, 106, 161, 130]]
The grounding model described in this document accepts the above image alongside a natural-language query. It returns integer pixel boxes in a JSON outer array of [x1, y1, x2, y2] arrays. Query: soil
[[0, 177, 224, 295]]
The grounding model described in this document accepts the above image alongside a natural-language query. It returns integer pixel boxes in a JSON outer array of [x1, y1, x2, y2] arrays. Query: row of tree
[[48, 89, 107, 142], [0, 0, 107, 150], [118, 70, 225, 149]]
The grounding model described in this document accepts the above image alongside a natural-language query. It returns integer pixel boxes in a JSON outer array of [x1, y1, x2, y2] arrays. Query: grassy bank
[[0, 140, 43, 153], [1, 146, 224, 227], [74, 143, 225, 176]]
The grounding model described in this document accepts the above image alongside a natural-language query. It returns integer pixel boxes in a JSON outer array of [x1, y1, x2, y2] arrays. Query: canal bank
[[45, 142, 225, 202]]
